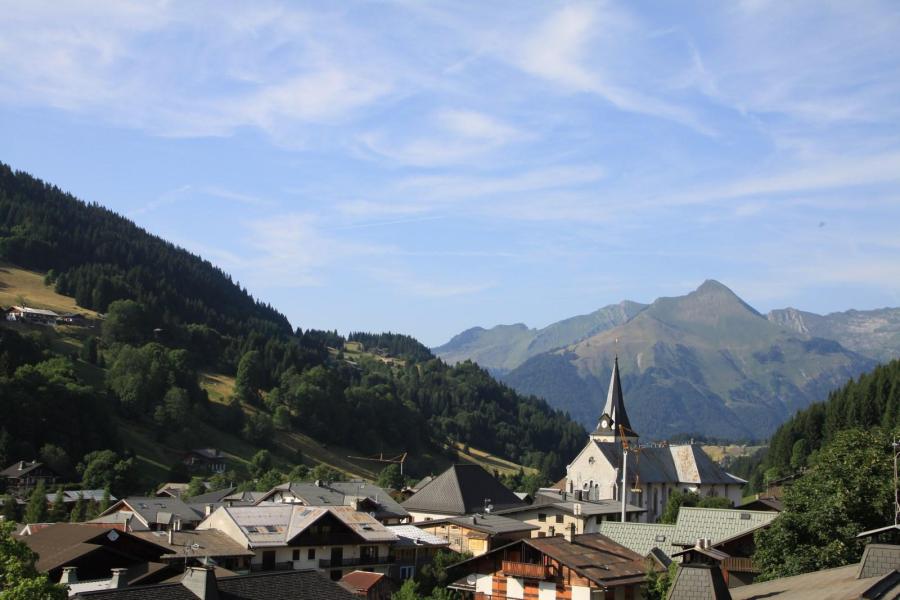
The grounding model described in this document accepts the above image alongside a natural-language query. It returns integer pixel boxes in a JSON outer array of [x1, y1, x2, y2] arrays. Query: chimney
[[573, 503, 582, 516], [18, 461, 25, 470], [564, 523, 576, 542], [110, 568, 128, 589], [60, 567, 78, 584], [168, 527, 174, 545], [174, 518, 182, 531], [205, 504, 213, 517], [181, 566, 219, 600]]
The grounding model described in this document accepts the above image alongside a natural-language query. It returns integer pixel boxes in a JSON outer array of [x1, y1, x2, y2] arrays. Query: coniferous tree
[[69, 493, 86, 523], [23, 481, 48, 524], [48, 488, 67, 522]]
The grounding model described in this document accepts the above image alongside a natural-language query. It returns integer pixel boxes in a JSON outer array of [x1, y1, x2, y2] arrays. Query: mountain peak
[[696, 279, 732, 294]]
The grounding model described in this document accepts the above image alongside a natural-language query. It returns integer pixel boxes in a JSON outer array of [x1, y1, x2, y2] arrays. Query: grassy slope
[[1, 261, 535, 488]]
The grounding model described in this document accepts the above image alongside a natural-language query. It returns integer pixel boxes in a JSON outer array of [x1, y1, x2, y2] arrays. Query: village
[[2, 361, 897, 600]]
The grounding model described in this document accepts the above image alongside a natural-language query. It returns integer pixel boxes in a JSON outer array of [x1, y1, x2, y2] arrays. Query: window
[[555, 514, 564, 524], [538, 513, 547, 522], [361, 546, 378, 561], [292, 549, 300, 561], [399, 566, 415, 580], [307, 549, 315, 560]]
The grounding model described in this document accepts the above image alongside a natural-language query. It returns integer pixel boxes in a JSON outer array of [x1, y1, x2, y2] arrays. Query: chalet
[[198, 504, 399, 581], [183, 448, 227, 474], [16, 523, 180, 585], [70, 567, 359, 600], [45, 489, 116, 507], [402, 464, 526, 522], [448, 530, 657, 600], [95, 497, 204, 531], [131, 528, 255, 574], [385, 524, 450, 580], [1, 460, 60, 497], [495, 489, 644, 537], [668, 541, 733, 600], [565, 358, 745, 522], [417, 513, 538, 557], [6, 305, 60, 324], [339, 570, 394, 599], [736, 495, 783, 512], [257, 480, 410, 524]]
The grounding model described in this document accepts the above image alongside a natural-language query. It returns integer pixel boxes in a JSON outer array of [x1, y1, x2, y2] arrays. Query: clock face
[[600, 419, 609, 429]]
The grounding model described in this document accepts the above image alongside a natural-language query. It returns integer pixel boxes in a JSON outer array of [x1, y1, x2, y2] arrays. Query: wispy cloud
[[368, 267, 494, 298]]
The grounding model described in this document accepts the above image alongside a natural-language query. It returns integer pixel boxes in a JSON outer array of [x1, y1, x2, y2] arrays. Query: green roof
[[599, 521, 679, 558], [672, 507, 777, 547]]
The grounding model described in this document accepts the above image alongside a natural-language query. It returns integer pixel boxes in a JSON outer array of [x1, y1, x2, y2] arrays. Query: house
[[45, 489, 117, 509], [339, 570, 394, 599], [730, 544, 900, 600], [70, 566, 359, 600], [448, 530, 658, 600], [6, 305, 60, 324], [183, 449, 227, 474], [416, 514, 538, 556], [197, 504, 399, 581], [598, 521, 680, 560], [385, 524, 450, 580], [1, 460, 60, 497], [736, 495, 783, 512], [131, 528, 256, 574], [494, 489, 645, 537], [564, 358, 746, 522], [96, 497, 204, 531], [256, 480, 410, 524], [16, 523, 180, 585], [401, 464, 526, 522]]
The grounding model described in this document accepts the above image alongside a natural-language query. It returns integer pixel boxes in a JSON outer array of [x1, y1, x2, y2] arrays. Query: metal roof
[[401, 464, 526, 515], [599, 521, 680, 558], [419, 513, 538, 536], [105, 497, 202, 527], [386, 525, 451, 548], [730, 563, 900, 600], [256, 480, 409, 520], [671, 507, 777, 547]]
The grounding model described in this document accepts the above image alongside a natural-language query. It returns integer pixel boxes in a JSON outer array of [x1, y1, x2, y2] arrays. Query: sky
[[1, 1, 900, 346]]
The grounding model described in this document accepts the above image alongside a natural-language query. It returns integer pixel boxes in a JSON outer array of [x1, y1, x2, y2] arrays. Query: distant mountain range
[[434, 281, 900, 440]]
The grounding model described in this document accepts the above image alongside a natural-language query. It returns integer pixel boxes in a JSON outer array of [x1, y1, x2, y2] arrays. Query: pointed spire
[[602, 356, 636, 437]]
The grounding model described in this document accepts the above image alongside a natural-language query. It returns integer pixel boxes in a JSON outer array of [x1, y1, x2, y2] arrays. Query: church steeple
[[590, 356, 638, 443]]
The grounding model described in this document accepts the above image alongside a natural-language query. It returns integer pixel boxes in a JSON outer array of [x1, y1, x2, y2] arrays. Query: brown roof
[[525, 533, 651, 587], [730, 564, 900, 600], [132, 529, 254, 559], [339, 570, 385, 593], [18, 524, 168, 573]]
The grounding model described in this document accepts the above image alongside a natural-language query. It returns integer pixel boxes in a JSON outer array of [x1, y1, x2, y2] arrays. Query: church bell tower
[[590, 356, 639, 444]]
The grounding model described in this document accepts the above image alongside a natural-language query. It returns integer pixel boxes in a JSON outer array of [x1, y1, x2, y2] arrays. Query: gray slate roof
[[386, 524, 450, 548], [671, 507, 777, 547], [401, 464, 526, 515], [599, 522, 680, 558], [667, 564, 732, 600], [258, 481, 409, 520], [72, 569, 357, 600], [419, 513, 538, 536], [594, 356, 637, 438], [592, 443, 745, 485], [102, 497, 203, 528]]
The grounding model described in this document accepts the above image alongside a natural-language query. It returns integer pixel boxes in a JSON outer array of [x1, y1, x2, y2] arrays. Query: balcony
[[502, 560, 550, 580], [319, 556, 396, 569], [723, 557, 759, 573], [249, 561, 294, 573]]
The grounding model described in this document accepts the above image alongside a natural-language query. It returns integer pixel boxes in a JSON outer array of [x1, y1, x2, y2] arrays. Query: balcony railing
[[319, 556, 396, 569], [502, 560, 550, 580], [723, 557, 759, 573]]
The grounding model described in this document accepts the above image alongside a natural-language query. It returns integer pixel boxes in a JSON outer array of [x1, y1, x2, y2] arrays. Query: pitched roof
[[257, 481, 409, 520], [591, 443, 745, 486], [667, 564, 732, 600], [419, 513, 538, 536], [132, 529, 255, 559], [671, 507, 777, 547], [1, 460, 51, 478], [401, 464, 525, 515], [596, 356, 636, 437], [527, 533, 650, 587], [212, 505, 398, 548], [339, 570, 385, 594], [72, 569, 358, 600], [731, 563, 900, 600], [45, 490, 115, 504], [103, 497, 203, 528], [187, 487, 237, 504], [599, 522, 680, 558]]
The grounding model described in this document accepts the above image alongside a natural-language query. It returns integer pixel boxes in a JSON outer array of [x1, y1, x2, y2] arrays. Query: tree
[[0, 521, 67, 599], [249, 450, 273, 479], [23, 481, 47, 524], [754, 428, 895, 580], [392, 579, 419, 600], [0, 496, 17, 523], [311, 464, 343, 484], [39, 444, 72, 480], [234, 350, 263, 405], [69, 493, 86, 523], [242, 413, 274, 447], [77, 450, 135, 496], [416, 550, 470, 598], [79, 336, 99, 365], [273, 405, 291, 430], [47, 488, 67, 522], [660, 491, 700, 524], [185, 477, 206, 500], [153, 387, 191, 430], [645, 562, 678, 600], [98, 487, 111, 513], [101, 300, 149, 346], [376, 464, 404, 491], [255, 470, 286, 493]]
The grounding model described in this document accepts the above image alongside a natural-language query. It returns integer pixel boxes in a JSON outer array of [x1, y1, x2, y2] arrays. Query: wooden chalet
[[448, 528, 657, 600], [1, 460, 60, 497]]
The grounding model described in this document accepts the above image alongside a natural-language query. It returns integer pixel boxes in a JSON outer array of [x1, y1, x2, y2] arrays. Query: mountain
[[433, 300, 647, 374], [768, 307, 900, 364], [440, 280, 879, 441], [0, 162, 585, 487]]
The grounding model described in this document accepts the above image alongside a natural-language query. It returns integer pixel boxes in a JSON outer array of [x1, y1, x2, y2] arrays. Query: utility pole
[[893, 439, 899, 526], [621, 446, 628, 522]]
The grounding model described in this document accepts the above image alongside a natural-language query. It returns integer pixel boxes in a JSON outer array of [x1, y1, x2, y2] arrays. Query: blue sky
[[2, 1, 900, 346]]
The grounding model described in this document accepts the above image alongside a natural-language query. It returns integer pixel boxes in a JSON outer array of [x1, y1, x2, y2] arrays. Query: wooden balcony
[[723, 557, 759, 573], [502, 560, 550, 580]]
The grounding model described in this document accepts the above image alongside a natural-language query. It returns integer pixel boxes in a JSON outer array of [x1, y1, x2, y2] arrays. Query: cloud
[[368, 267, 494, 298]]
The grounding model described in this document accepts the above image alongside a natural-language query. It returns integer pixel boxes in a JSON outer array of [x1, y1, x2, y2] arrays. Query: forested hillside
[[0, 162, 585, 493]]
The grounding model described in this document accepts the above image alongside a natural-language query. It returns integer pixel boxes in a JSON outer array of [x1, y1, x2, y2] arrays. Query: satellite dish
[[107, 530, 119, 542], [191, 543, 200, 550], [466, 574, 477, 585]]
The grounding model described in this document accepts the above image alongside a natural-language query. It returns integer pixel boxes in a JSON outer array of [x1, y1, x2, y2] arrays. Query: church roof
[[592, 443, 746, 486]]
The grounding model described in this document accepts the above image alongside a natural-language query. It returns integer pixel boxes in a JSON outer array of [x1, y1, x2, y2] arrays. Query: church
[[564, 357, 745, 523]]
